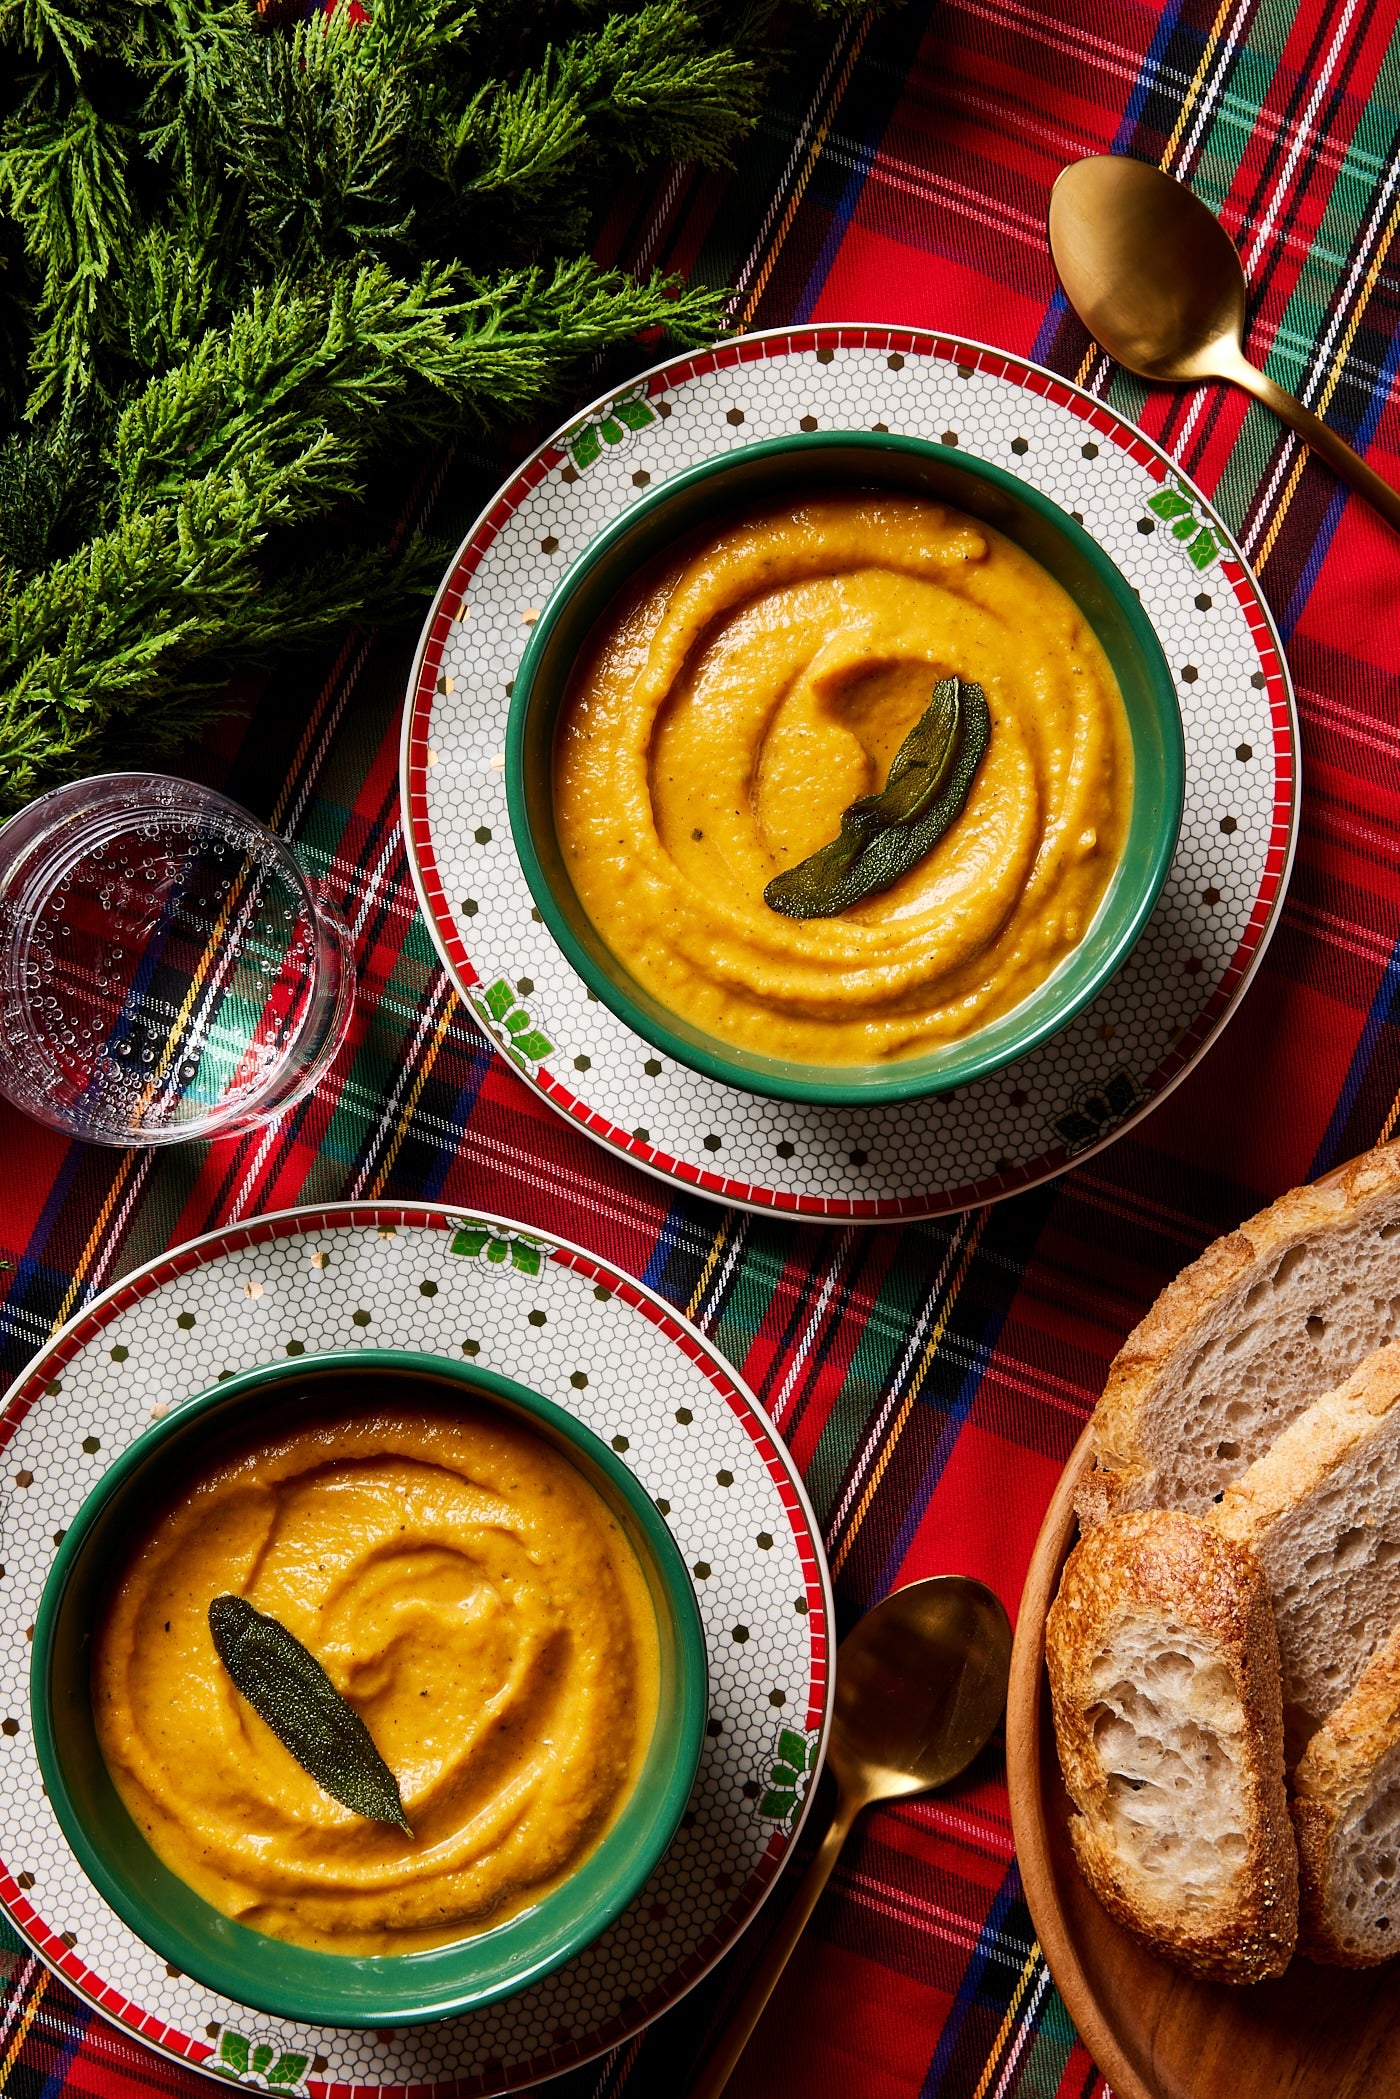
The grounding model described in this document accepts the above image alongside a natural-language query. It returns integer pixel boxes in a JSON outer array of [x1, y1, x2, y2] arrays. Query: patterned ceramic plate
[[403, 327, 1298, 1219], [0, 1204, 832, 2095]]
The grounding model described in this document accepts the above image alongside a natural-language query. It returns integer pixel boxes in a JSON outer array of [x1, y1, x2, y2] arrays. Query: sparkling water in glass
[[0, 775, 355, 1145]]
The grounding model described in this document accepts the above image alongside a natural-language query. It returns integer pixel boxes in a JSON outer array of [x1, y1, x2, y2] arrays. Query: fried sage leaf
[[763, 677, 992, 919], [209, 1594, 411, 1835]]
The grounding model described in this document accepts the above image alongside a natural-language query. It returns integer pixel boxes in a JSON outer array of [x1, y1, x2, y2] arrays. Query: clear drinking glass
[[0, 775, 355, 1145]]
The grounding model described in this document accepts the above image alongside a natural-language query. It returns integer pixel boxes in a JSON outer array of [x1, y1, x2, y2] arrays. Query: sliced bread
[[1292, 1621, 1400, 1965], [1080, 1141, 1400, 1522], [1209, 1344, 1400, 1756], [1047, 1509, 1297, 1983]]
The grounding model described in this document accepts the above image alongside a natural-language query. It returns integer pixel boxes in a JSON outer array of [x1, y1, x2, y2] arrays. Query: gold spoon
[[1048, 153, 1400, 537], [689, 1575, 1012, 2099]]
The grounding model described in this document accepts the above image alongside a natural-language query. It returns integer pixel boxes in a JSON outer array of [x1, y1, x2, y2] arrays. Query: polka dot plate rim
[[402, 325, 1299, 1220], [0, 1201, 833, 2095]]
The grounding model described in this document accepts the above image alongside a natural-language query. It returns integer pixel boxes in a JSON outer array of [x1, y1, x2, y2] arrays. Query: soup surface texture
[[94, 1404, 660, 1954], [553, 494, 1134, 1063]]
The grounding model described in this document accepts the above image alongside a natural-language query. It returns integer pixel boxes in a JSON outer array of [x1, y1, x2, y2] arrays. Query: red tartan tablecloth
[[3, 0, 1400, 2093]]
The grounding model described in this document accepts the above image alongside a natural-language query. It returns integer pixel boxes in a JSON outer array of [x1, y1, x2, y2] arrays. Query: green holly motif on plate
[[472, 977, 555, 1064], [1051, 1065, 1145, 1155], [448, 1221, 543, 1275], [565, 384, 656, 470], [757, 1725, 819, 1834], [1145, 479, 1221, 570], [209, 2028, 310, 2091]]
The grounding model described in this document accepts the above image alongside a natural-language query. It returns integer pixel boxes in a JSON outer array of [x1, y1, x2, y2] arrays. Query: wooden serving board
[[1007, 1425, 1400, 2099]]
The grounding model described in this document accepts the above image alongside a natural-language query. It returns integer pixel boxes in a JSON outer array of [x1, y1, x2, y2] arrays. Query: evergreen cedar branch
[[0, 0, 866, 810]]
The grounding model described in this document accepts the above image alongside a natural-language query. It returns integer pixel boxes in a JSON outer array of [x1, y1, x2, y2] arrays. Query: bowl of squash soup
[[31, 1351, 707, 2025], [507, 432, 1184, 1103]]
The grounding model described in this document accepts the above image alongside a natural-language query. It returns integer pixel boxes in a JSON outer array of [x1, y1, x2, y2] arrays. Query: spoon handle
[[687, 1787, 861, 2099], [1228, 355, 1400, 537]]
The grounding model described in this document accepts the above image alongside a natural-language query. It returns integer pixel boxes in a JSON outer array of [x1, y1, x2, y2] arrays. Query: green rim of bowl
[[31, 1350, 708, 2026], [506, 429, 1185, 1105]]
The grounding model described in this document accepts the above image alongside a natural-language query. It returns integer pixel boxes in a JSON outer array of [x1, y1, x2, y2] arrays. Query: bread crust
[[1047, 1510, 1298, 1983], [1292, 1624, 1400, 1965], [1079, 1140, 1400, 1524]]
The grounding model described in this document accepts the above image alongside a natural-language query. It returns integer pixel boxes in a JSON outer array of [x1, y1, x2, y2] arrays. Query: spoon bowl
[[1048, 154, 1400, 536], [1048, 155, 1249, 385], [828, 1574, 1014, 1800]]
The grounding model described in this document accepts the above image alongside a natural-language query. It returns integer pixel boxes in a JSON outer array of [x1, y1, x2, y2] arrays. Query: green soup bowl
[[507, 430, 1184, 1104], [31, 1350, 708, 2026]]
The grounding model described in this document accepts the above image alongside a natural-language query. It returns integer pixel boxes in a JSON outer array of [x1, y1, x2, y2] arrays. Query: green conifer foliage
[[0, 0, 858, 808]]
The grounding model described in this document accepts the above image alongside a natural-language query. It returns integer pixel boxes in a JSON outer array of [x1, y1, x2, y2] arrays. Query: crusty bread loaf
[[1292, 1621, 1400, 1965], [1079, 1141, 1400, 1523], [1047, 1509, 1297, 1983], [1209, 1345, 1400, 1758]]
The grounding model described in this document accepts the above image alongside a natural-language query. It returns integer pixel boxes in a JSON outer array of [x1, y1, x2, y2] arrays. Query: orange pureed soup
[[553, 493, 1133, 1064], [94, 1403, 660, 1954]]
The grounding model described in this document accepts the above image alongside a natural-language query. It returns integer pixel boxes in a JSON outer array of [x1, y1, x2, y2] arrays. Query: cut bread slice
[[1080, 1141, 1400, 1522], [1047, 1509, 1297, 1983], [1210, 1345, 1400, 1757], [1293, 1620, 1400, 1966]]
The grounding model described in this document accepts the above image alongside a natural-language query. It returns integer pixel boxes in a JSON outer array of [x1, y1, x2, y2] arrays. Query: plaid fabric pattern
[[2, 0, 1399, 2090]]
